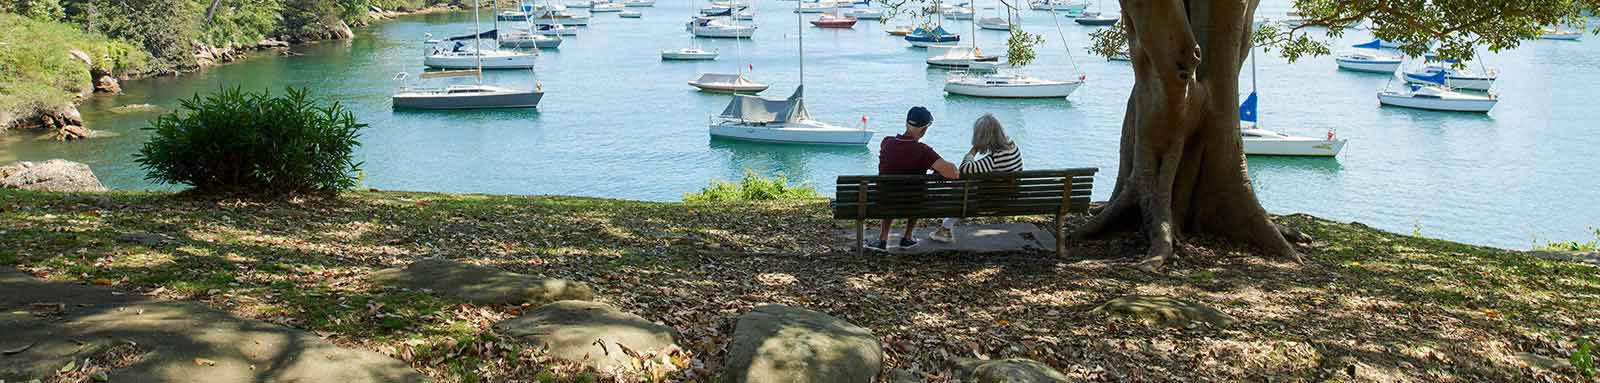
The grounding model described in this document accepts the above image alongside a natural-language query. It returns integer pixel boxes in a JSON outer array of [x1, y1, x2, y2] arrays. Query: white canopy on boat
[[718, 86, 809, 123]]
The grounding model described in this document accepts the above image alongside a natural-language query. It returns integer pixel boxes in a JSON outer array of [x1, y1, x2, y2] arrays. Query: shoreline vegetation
[[0, 0, 472, 138], [1, 187, 1596, 381]]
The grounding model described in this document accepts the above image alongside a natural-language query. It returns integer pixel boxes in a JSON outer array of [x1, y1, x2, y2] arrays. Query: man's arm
[[932, 158, 960, 179]]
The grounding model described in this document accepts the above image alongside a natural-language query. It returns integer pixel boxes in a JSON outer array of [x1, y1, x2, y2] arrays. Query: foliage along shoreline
[[0, 0, 472, 138]]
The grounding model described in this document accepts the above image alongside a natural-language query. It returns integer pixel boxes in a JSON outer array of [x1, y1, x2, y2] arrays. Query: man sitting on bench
[[866, 106, 961, 251]]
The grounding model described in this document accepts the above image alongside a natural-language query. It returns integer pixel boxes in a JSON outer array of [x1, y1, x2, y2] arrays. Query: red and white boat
[[809, 13, 858, 28]]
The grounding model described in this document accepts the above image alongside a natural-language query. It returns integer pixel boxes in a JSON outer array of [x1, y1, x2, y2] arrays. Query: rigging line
[[1046, 2, 1081, 75]]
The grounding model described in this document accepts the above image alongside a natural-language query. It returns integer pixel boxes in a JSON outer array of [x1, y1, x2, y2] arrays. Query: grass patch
[[2, 189, 1596, 382], [0, 13, 148, 125], [683, 169, 822, 203]]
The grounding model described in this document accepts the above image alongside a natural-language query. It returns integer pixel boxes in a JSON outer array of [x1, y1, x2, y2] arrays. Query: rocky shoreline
[[0, 4, 460, 141]]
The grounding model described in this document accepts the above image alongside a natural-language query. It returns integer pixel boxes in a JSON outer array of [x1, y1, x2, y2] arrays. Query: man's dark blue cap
[[907, 106, 932, 128]]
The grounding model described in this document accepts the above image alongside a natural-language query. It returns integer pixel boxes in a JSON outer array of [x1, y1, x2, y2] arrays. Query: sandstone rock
[[723, 305, 882, 383], [369, 257, 595, 305], [68, 49, 93, 67], [955, 358, 1072, 383], [493, 301, 680, 370], [1092, 295, 1235, 328], [55, 125, 91, 140], [96, 75, 122, 94], [256, 39, 291, 49], [0, 160, 107, 192]]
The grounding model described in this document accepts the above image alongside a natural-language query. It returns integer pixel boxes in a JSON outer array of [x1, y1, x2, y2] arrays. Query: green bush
[[684, 169, 822, 203], [135, 87, 365, 196], [0, 13, 148, 124], [1535, 227, 1599, 252], [89, 0, 202, 69], [2, 0, 66, 21]]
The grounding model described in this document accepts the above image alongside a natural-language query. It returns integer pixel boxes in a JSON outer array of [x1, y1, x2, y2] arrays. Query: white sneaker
[[929, 226, 955, 243]]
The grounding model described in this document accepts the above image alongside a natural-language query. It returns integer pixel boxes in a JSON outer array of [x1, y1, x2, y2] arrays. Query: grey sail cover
[[719, 86, 808, 123]]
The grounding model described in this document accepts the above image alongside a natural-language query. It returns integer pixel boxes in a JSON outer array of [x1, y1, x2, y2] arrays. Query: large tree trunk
[[1075, 0, 1298, 269]]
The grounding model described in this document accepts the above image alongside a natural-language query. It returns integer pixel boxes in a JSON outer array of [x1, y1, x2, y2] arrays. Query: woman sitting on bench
[[929, 114, 1023, 243]]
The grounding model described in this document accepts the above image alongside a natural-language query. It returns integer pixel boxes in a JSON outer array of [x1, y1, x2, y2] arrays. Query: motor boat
[[810, 13, 858, 28], [710, 87, 872, 145], [689, 73, 770, 92], [499, 30, 564, 49], [687, 16, 757, 38], [944, 72, 1083, 98], [623, 0, 654, 5], [423, 39, 537, 69], [620, 10, 642, 17], [1240, 125, 1346, 157], [1029, 0, 1087, 12], [1401, 57, 1498, 91], [887, 25, 915, 35], [840, 8, 883, 20], [1074, 11, 1117, 25], [905, 25, 960, 47], [926, 46, 999, 67], [530, 6, 591, 26], [1334, 51, 1402, 73], [591, 2, 625, 12], [662, 47, 719, 60]]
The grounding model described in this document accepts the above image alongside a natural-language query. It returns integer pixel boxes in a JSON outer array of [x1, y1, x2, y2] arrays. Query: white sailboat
[[1239, 47, 1345, 157], [976, 7, 1017, 30], [423, 0, 537, 70], [687, 16, 757, 38], [1334, 40, 1401, 73], [708, 2, 872, 145], [944, 2, 1084, 98], [1378, 71, 1497, 112], [1400, 54, 1497, 91], [1028, 0, 1086, 12], [395, 0, 543, 109], [926, 14, 996, 68], [664, 0, 721, 60]]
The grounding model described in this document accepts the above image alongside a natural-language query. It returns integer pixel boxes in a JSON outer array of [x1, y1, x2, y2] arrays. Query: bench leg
[[855, 219, 865, 256], [1054, 214, 1065, 256]]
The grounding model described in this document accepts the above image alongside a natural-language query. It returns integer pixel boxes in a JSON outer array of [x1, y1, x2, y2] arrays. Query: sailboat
[[944, 2, 1084, 98], [1377, 71, 1498, 112], [690, 15, 768, 92], [976, 6, 1017, 30], [1074, 0, 1117, 25], [927, 7, 996, 68], [1239, 47, 1345, 156], [687, 16, 757, 38], [1334, 40, 1402, 73], [663, 0, 721, 60], [423, 0, 538, 69], [707, 1, 872, 145], [1028, 0, 1087, 12], [395, 0, 543, 109], [1401, 53, 1497, 91]]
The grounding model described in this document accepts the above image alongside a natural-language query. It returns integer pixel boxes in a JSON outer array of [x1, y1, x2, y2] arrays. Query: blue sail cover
[[1409, 70, 1448, 85], [704, 7, 733, 16], [1239, 91, 1258, 123], [906, 26, 960, 43], [1421, 53, 1459, 65], [1352, 39, 1383, 50]]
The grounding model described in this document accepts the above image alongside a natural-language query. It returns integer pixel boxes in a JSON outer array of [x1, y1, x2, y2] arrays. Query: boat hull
[[689, 81, 769, 93], [393, 90, 543, 109], [1377, 92, 1497, 112], [1335, 58, 1401, 73], [1075, 17, 1117, 25], [944, 79, 1081, 98], [1542, 33, 1582, 40], [710, 123, 873, 145], [1243, 138, 1346, 157], [662, 50, 718, 60], [500, 38, 562, 49], [423, 54, 537, 69], [811, 20, 857, 28], [1402, 73, 1494, 91]]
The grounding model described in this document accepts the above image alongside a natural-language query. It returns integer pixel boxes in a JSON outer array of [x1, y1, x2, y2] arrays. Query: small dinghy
[[887, 25, 915, 35], [840, 8, 883, 20], [1378, 72, 1497, 113], [662, 47, 719, 60], [689, 73, 770, 93], [810, 13, 858, 28]]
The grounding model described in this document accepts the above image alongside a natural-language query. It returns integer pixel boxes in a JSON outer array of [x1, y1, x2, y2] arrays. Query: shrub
[[1535, 227, 1599, 252], [135, 87, 365, 196], [684, 169, 821, 203]]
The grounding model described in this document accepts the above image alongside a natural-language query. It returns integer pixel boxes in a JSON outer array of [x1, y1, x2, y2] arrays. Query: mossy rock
[[1092, 295, 1236, 328], [955, 358, 1073, 383]]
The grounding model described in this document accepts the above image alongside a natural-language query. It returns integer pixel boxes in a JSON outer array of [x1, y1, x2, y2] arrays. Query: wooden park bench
[[833, 168, 1098, 256]]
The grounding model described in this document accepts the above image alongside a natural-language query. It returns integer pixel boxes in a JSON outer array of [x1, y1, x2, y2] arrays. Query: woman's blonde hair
[[970, 114, 1014, 155]]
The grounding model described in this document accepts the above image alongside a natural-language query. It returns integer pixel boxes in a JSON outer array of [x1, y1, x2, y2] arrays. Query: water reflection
[[708, 137, 871, 181]]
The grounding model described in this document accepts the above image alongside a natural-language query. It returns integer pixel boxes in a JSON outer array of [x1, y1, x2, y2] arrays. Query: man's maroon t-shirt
[[878, 134, 942, 175]]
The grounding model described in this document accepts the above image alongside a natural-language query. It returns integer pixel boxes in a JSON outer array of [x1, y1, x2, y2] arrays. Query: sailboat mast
[[493, 0, 500, 47], [475, 0, 484, 84], [1250, 44, 1257, 126], [797, 1, 804, 93]]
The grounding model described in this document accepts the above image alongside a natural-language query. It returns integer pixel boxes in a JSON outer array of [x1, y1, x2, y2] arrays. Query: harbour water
[[4, 1, 1597, 249]]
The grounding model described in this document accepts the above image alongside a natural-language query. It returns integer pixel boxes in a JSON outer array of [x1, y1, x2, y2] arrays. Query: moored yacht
[[1378, 72, 1497, 112], [944, 72, 1082, 98], [710, 87, 872, 145], [687, 16, 757, 38]]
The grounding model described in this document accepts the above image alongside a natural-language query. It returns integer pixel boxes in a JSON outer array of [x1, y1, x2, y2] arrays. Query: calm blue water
[[5, 1, 1598, 249]]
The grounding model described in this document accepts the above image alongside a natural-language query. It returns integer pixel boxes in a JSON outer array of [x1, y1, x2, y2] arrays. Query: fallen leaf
[[58, 360, 77, 373], [195, 358, 217, 366]]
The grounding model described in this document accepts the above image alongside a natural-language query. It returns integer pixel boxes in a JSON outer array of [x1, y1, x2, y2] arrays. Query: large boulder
[[369, 257, 595, 305], [723, 305, 882, 383], [0, 160, 107, 192], [1092, 295, 1236, 328], [493, 301, 681, 371], [955, 358, 1072, 383]]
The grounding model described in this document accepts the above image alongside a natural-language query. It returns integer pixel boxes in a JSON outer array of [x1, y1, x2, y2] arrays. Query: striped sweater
[[960, 145, 1023, 174]]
